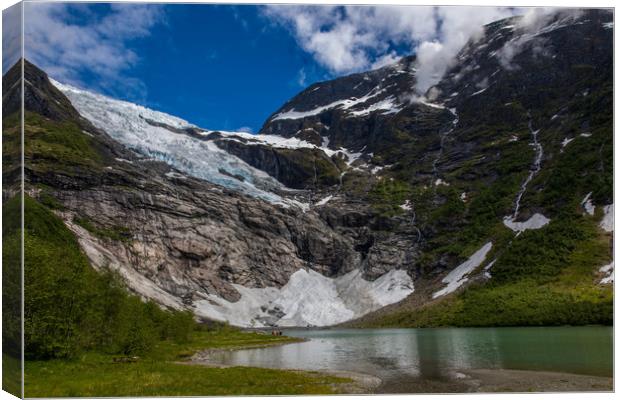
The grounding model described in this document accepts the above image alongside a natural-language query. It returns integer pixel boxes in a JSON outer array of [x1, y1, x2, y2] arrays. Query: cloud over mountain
[[263, 5, 518, 93], [23, 3, 165, 101]]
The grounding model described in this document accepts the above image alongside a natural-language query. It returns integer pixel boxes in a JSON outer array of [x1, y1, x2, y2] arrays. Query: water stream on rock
[[511, 112, 544, 219]]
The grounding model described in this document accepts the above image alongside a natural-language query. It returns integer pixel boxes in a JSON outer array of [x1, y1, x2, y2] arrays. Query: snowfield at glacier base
[[195, 268, 414, 327]]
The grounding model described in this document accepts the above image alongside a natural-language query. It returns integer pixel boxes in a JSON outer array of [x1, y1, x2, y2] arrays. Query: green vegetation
[[23, 329, 345, 397], [2, 354, 22, 397], [357, 215, 612, 328], [277, 147, 341, 187], [74, 216, 132, 242], [1, 111, 108, 176], [2, 196, 22, 361], [368, 178, 412, 217], [25, 349, 349, 397], [358, 69, 613, 329], [7, 195, 192, 359]]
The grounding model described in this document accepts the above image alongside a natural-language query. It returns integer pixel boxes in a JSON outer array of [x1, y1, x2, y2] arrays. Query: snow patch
[[581, 192, 595, 216], [195, 268, 414, 327], [470, 87, 488, 96], [215, 130, 318, 150], [433, 242, 493, 298], [314, 195, 333, 206], [561, 137, 574, 148], [599, 204, 614, 232], [434, 178, 449, 186], [602, 22, 613, 29], [483, 259, 497, 279], [270, 87, 403, 121], [347, 96, 402, 117], [503, 213, 551, 234], [599, 261, 614, 284], [400, 200, 412, 211], [271, 100, 348, 121], [370, 165, 384, 174]]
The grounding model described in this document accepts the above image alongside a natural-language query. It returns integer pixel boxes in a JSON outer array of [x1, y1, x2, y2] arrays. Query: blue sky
[[15, 3, 519, 132], [135, 5, 328, 132]]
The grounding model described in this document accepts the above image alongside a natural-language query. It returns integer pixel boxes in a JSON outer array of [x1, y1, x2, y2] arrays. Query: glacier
[[51, 79, 301, 207]]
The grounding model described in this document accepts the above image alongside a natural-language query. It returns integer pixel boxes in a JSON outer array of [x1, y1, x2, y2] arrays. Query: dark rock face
[[259, 56, 420, 154], [213, 139, 342, 189], [435, 9, 613, 118], [3, 59, 84, 122], [49, 169, 362, 303]]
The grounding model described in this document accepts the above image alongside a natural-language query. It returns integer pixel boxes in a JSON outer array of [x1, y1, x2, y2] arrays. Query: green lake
[[208, 327, 613, 381]]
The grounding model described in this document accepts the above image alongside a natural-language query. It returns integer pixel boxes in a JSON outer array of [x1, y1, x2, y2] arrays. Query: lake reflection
[[209, 327, 612, 380]]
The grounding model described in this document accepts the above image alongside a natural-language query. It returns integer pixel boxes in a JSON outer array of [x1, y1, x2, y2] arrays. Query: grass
[[73, 216, 132, 242], [1, 111, 107, 176], [26, 361, 349, 397], [24, 329, 351, 397], [2, 354, 22, 398]]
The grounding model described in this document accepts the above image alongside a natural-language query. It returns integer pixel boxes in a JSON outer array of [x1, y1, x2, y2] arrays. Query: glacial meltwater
[[208, 327, 612, 382]]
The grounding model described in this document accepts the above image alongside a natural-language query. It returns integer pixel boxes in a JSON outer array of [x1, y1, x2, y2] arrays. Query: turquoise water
[[209, 327, 613, 380]]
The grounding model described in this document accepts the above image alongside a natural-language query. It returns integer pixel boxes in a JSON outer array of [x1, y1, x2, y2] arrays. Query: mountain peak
[[3, 58, 84, 122]]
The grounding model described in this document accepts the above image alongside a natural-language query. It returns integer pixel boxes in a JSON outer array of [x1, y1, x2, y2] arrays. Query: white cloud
[[263, 5, 521, 94], [296, 68, 307, 87], [2, 3, 22, 73], [370, 51, 401, 70], [496, 8, 582, 71], [237, 126, 254, 133], [23, 3, 164, 101], [413, 6, 517, 93], [263, 5, 435, 75]]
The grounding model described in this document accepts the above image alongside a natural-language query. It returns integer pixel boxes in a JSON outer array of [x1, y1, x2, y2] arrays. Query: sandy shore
[[187, 339, 611, 394], [376, 369, 613, 394], [458, 368, 613, 393]]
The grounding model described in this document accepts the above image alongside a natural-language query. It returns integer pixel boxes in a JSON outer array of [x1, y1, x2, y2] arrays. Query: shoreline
[[188, 336, 612, 394], [186, 337, 382, 393], [377, 369, 613, 394]]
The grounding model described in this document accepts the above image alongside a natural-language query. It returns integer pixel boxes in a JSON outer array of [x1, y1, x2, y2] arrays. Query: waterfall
[[511, 112, 544, 219]]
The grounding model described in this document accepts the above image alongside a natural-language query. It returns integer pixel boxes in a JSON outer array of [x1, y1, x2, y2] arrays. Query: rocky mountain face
[[6, 60, 415, 328], [6, 9, 613, 328]]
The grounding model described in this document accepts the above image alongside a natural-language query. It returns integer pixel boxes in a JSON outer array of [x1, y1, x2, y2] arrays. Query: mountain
[[5, 60, 414, 328], [6, 8, 613, 328]]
